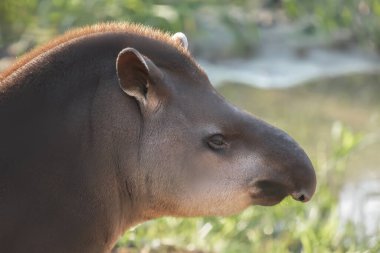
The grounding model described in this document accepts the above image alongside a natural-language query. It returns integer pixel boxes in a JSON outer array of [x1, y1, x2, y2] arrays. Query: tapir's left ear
[[116, 47, 163, 106], [172, 32, 188, 49]]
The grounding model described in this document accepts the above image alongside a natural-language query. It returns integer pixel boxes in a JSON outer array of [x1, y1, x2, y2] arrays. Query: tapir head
[[115, 32, 316, 219]]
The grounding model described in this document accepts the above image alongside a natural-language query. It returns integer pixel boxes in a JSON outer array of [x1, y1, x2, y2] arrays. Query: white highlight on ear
[[123, 48, 150, 72], [172, 32, 188, 49]]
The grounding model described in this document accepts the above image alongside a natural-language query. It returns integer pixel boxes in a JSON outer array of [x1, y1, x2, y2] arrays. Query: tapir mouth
[[249, 179, 289, 206]]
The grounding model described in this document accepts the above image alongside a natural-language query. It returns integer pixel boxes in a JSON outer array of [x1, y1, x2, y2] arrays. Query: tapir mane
[[0, 22, 194, 81]]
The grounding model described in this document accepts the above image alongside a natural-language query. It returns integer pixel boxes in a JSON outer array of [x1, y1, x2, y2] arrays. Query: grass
[[114, 73, 380, 252]]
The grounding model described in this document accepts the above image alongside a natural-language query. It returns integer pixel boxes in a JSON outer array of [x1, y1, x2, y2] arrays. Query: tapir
[[0, 23, 316, 253]]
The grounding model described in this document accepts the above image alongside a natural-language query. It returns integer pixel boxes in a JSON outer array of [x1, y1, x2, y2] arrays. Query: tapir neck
[[0, 34, 147, 251]]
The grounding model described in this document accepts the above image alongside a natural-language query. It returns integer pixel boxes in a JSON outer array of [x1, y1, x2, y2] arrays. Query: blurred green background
[[1, 0, 380, 57], [1, 0, 380, 252]]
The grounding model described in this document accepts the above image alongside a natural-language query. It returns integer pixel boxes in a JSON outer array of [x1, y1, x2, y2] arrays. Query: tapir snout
[[243, 114, 317, 206]]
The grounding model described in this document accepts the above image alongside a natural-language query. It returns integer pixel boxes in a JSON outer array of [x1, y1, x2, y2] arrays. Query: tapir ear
[[116, 48, 162, 105], [172, 32, 188, 49]]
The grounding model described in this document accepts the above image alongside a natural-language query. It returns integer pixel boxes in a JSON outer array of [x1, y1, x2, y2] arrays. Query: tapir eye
[[207, 134, 228, 150]]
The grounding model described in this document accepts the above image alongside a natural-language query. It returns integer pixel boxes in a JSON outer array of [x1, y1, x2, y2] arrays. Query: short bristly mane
[[0, 22, 191, 81]]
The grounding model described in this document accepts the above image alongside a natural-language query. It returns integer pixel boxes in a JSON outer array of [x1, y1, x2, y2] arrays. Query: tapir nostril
[[291, 192, 310, 202]]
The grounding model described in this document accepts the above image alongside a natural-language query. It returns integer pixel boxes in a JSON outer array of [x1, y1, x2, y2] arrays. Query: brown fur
[[0, 22, 190, 81]]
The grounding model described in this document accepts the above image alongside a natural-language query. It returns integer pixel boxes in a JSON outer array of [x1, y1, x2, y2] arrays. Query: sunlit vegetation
[[1, 0, 380, 54]]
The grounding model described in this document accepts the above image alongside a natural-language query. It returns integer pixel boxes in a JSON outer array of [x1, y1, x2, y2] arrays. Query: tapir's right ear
[[116, 48, 162, 106]]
